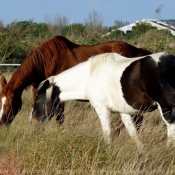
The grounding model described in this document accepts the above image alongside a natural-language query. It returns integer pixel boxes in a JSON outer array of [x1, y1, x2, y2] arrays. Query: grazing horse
[[0, 35, 151, 126], [30, 52, 175, 148]]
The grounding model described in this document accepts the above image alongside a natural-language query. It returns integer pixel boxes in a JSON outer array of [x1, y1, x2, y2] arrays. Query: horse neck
[[54, 62, 90, 101], [7, 62, 42, 94]]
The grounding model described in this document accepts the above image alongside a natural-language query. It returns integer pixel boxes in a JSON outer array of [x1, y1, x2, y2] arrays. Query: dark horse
[[0, 35, 151, 126], [30, 52, 175, 148]]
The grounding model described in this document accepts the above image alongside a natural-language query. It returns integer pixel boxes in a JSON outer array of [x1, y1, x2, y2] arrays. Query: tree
[[0, 20, 5, 31], [44, 14, 68, 35], [62, 23, 85, 38], [84, 10, 104, 37], [114, 20, 130, 28]]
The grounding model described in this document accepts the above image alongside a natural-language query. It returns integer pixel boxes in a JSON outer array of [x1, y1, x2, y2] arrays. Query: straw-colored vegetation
[[0, 87, 175, 174], [1, 13, 175, 174]]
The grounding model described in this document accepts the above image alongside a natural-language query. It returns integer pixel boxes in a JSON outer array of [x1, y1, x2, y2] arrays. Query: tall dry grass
[[0, 27, 175, 174], [0, 86, 175, 175]]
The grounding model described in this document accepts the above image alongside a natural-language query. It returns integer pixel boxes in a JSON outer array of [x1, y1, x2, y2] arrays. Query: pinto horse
[[0, 35, 151, 126], [30, 52, 175, 148]]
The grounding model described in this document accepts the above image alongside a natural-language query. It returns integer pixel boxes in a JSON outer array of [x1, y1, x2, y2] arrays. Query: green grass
[[0, 88, 175, 175]]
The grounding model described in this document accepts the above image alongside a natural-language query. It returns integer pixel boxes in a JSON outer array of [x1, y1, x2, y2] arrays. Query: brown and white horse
[[30, 52, 175, 148], [0, 35, 151, 126]]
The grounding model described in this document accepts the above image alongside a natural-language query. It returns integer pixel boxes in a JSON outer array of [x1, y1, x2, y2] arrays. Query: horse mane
[[23, 35, 79, 70], [159, 72, 175, 106], [11, 36, 80, 87]]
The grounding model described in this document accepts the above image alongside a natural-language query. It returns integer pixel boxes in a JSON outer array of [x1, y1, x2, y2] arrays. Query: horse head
[[0, 75, 22, 126], [30, 78, 61, 125]]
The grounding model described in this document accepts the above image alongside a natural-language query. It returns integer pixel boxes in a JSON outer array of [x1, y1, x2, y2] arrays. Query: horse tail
[[159, 72, 175, 106]]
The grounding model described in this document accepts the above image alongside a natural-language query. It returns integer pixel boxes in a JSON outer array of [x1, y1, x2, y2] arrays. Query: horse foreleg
[[95, 106, 112, 144], [114, 114, 143, 136], [120, 113, 143, 149]]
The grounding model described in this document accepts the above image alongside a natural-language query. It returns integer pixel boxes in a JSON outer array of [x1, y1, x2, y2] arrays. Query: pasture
[[0, 74, 175, 174], [0, 19, 175, 174]]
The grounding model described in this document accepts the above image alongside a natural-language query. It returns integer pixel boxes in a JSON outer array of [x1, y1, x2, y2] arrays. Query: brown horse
[[0, 35, 151, 127]]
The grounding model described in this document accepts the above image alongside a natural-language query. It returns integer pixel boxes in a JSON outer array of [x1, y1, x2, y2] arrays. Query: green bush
[[0, 19, 175, 73], [108, 29, 125, 41], [62, 23, 85, 38], [126, 22, 153, 40]]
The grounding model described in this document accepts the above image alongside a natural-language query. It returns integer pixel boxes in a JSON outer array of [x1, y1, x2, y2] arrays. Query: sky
[[0, 0, 174, 27]]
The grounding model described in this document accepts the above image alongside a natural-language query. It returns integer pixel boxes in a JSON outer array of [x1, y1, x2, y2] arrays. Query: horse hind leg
[[120, 113, 143, 149]]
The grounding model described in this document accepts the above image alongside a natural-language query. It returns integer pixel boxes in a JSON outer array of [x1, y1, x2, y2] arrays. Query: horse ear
[[1, 75, 7, 88], [37, 80, 50, 94]]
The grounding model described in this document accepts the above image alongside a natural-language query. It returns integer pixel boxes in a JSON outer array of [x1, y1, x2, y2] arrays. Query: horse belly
[[88, 60, 140, 114], [107, 93, 138, 114]]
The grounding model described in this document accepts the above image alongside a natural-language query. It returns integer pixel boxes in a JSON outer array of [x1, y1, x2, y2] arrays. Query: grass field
[[0, 80, 175, 175], [1, 25, 175, 174]]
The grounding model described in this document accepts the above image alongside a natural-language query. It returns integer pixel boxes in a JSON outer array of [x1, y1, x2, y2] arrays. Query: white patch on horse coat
[[29, 109, 34, 121], [87, 53, 142, 114], [167, 124, 175, 145], [156, 102, 168, 124], [0, 97, 6, 120], [53, 60, 90, 101], [151, 52, 168, 65], [46, 81, 53, 103]]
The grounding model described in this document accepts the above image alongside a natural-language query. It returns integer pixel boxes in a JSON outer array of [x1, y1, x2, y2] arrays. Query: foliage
[[84, 10, 104, 39], [114, 20, 130, 28], [61, 23, 85, 38], [0, 18, 175, 73], [126, 22, 153, 40], [108, 29, 125, 41], [133, 29, 175, 54], [6, 21, 50, 38], [44, 14, 68, 36], [0, 26, 32, 63], [0, 20, 52, 64]]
